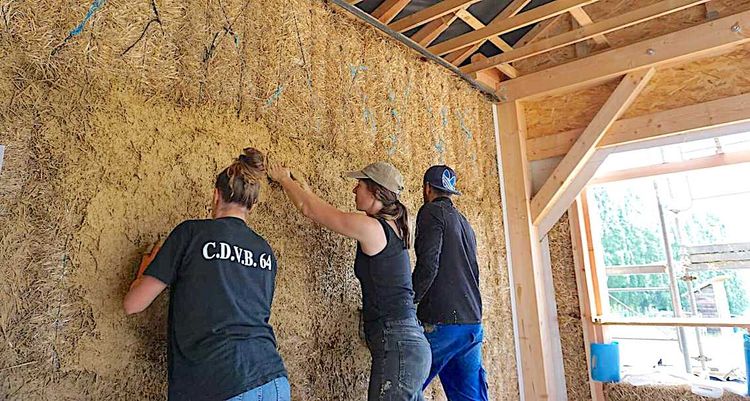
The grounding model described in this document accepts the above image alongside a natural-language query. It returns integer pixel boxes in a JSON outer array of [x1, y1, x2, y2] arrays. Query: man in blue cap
[[413, 165, 487, 401]]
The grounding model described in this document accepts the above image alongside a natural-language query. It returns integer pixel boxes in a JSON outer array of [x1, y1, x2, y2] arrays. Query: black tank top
[[354, 218, 417, 323]]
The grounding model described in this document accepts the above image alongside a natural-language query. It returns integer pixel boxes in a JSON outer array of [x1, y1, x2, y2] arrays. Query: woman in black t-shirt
[[123, 148, 289, 401], [268, 161, 431, 401]]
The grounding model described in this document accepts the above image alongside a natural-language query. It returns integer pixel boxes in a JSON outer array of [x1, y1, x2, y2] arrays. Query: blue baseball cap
[[423, 165, 461, 195]]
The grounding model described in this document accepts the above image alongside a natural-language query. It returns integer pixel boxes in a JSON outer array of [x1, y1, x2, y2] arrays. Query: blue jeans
[[422, 324, 488, 401], [365, 317, 432, 401], [224, 377, 290, 401]]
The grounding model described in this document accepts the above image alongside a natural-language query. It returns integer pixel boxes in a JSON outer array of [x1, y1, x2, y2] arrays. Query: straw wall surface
[[548, 216, 592, 401], [606, 383, 749, 400], [0, 1, 516, 400]]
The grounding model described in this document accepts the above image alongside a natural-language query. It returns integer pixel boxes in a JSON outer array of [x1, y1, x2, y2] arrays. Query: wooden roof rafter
[[339, 0, 742, 93], [461, 0, 710, 75], [495, 8, 750, 102]]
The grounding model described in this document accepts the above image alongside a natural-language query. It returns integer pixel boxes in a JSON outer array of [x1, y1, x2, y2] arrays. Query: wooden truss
[[336, 1, 750, 400]]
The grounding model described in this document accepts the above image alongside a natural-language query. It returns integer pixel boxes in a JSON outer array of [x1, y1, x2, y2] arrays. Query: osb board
[[523, 46, 750, 140], [515, 0, 750, 141], [605, 383, 749, 400], [548, 215, 592, 401], [0, 1, 517, 400], [514, 0, 750, 75]]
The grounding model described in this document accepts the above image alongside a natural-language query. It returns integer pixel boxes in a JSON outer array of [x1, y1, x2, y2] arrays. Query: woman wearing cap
[[268, 161, 431, 400]]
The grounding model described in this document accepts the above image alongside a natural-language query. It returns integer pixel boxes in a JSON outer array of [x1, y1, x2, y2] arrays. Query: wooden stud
[[463, 0, 709, 75], [495, 9, 750, 102], [389, 0, 481, 32], [429, 0, 599, 55], [372, 0, 411, 24], [527, 92, 750, 161], [531, 68, 655, 236], [495, 101, 557, 401]]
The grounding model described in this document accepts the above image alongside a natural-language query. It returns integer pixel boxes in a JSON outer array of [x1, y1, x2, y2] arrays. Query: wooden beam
[[495, 101, 555, 401], [496, 9, 750, 102], [498, 0, 535, 20], [462, 0, 706, 75], [445, 42, 483, 64], [446, 44, 480, 67], [454, 9, 513, 52], [531, 69, 655, 235], [690, 251, 750, 263], [372, 0, 411, 24], [346, 0, 363, 4], [447, 1, 543, 75], [605, 264, 668, 275], [569, 199, 606, 401], [411, 13, 458, 47], [429, 0, 598, 55], [608, 286, 671, 292], [515, 15, 562, 47], [572, 19, 591, 58], [569, 7, 610, 45], [449, 0, 533, 59], [389, 0, 480, 32], [527, 92, 750, 161], [591, 150, 750, 185], [688, 261, 750, 270], [448, 10, 521, 77], [594, 316, 750, 328], [705, 1, 720, 19], [580, 189, 610, 317], [687, 242, 750, 254], [470, 54, 504, 89]]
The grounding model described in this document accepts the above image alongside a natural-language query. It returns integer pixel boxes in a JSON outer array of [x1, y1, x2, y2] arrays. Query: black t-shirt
[[144, 217, 287, 401]]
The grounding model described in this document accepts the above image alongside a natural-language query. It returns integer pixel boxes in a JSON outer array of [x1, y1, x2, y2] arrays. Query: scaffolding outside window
[[584, 131, 750, 388]]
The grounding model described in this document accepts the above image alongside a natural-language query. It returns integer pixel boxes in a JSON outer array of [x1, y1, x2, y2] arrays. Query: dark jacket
[[412, 197, 482, 324]]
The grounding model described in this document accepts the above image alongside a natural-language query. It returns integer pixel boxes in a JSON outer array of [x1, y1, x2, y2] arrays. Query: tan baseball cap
[[345, 161, 405, 195]]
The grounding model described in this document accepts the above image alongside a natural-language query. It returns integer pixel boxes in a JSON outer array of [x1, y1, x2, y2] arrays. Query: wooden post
[[494, 101, 565, 401], [569, 197, 606, 401]]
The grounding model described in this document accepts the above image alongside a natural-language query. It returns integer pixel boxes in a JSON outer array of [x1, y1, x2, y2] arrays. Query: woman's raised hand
[[267, 163, 292, 184]]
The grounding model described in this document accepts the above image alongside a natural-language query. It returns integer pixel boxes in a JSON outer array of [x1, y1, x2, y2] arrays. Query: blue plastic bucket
[[591, 342, 621, 382], [744, 334, 750, 395]]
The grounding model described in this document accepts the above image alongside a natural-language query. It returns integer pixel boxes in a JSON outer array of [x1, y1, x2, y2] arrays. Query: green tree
[[592, 185, 748, 317]]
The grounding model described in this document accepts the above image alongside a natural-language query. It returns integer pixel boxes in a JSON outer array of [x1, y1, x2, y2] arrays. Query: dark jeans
[[365, 317, 432, 401]]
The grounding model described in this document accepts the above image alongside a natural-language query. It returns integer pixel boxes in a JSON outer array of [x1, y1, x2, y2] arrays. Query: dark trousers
[[365, 317, 432, 401]]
